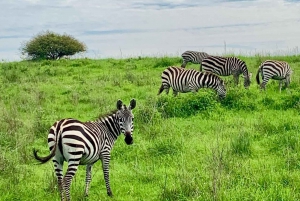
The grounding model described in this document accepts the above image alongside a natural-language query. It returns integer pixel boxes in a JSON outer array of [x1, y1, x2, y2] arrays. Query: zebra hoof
[[107, 191, 113, 197]]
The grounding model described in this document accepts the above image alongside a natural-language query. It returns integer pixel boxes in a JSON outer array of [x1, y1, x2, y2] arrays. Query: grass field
[[1, 55, 300, 201]]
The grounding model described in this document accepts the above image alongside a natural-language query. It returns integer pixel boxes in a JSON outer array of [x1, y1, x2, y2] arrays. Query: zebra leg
[[189, 86, 198, 93], [285, 75, 291, 88], [158, 84, 170, 95], [260, 76, 270, 91], [165, 87, 170, 95], [53, 158, 65, 201], [172, 90, 178, 96], [285, 76, 291, 94], [158, 84, 164, 95], [279, 80, 283, 93], [102, 153, 113, 196], [84, 164, 93, 197], [64, 162, 80, 201], [233, 74, 239, 86], [181, 61, 187, 68]]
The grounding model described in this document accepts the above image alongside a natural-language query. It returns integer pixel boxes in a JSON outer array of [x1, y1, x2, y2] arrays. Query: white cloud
[[0, 0, 299, 61]]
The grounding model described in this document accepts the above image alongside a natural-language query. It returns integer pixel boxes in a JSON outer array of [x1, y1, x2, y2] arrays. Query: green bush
[[156, 92, 218, 118], [153, 57, 181, 68], [221, 89, 258, 111], [21, 31, 86, 60]]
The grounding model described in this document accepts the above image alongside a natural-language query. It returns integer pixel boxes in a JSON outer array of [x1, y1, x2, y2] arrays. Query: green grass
[[1, 55, 300, 200]]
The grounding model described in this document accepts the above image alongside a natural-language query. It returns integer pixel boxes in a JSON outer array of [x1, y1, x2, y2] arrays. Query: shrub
[[220, 89, 258, 111], [156, 92, 218, 118], [21, 31, 86, 60], [153, 57, 181, 68]]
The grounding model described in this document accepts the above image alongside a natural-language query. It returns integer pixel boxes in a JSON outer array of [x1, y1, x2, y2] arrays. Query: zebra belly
[[204, 68, 231, 76], [272, 75, 285, 80], [171, 83, 190, 92], [79, 154, 99, 165], [219, 70, 232, 76], [61, 136, 99, 164]]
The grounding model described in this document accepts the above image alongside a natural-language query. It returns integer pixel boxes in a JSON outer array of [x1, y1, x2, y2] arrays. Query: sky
[[1, 0, 300, 61]]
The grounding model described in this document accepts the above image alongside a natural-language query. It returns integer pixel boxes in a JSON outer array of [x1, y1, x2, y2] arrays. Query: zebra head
[[217, 79, 226, 99], [242, 73, 252, 89], [116, 99, 136, 145]]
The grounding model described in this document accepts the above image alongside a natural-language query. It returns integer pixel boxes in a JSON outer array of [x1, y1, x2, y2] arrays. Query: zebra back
[[181, 51, 209, 67]]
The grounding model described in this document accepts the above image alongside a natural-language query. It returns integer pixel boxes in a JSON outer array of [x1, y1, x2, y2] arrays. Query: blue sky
[[1, 0, 300, 61]]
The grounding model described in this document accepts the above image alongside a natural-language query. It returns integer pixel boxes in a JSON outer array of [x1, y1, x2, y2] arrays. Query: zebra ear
[[117, 100, 123, 110], [129, 99, 136, 110]]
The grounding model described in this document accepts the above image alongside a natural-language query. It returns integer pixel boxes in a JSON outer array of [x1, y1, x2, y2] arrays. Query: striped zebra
[[158, 66, 226, 99], [181, 50, 209, 68], [201, 56, 252, 89], [256, 60, 292, 91], [33, 99, 136, 201]]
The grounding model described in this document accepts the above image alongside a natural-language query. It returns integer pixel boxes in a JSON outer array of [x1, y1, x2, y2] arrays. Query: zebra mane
[[203, 71, 220, 78], [203, 71, 224, 83], [96, 109, 118, 121]]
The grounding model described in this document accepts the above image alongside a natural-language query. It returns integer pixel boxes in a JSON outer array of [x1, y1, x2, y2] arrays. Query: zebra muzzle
[[124, 132, 133, 145]]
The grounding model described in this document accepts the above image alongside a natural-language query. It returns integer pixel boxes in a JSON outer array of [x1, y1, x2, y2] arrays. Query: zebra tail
[[33, 145, 57, 164], [157, 84, 164, 95], [256, 66, 261, 85], [33, 128, 59, 164]]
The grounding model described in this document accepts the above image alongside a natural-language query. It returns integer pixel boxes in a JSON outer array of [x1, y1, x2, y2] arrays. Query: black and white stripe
[[181, 51, 209, 68], [33, 99, 136, 201], [158, 66, 226, 99], [201, 56, 251, 88], [256, 60, 292, 91]]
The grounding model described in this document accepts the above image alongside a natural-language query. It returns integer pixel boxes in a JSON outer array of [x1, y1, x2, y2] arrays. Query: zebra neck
[[97, 114, 121, 139], [241, 65, 249, 77]]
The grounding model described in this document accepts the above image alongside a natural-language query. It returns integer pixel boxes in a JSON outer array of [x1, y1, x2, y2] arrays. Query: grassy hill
[[1, 55, 300, 201]]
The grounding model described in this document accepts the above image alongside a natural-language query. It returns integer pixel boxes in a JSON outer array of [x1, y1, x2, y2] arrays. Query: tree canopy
[[21, 31, 87, 60]]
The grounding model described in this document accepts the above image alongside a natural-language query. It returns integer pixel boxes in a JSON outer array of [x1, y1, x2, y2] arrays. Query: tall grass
[[0, 55, 300, 200]]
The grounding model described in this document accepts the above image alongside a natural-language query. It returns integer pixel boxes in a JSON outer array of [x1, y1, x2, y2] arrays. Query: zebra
[[256, 60, 292, 91], [158, 66, 226, 99], [200, 56, 252, 89], [33, 99, 136, 201], [181, 50, 209, 68]]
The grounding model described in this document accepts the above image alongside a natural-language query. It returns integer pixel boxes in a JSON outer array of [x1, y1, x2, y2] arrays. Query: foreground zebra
[[33, 99, 136, 201], [181, 50, 209, 68], [201, 56, 252, 89], [256, 60, 292, 91], [158, 66, 226, 99]]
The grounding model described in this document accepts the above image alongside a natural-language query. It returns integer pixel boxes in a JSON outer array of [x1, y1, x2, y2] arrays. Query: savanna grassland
[[1, 55, 300, 201]]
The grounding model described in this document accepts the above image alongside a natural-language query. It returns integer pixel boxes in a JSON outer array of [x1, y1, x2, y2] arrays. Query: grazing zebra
[[256, 60, 292, 91], [201, 56, 252, 89], [158, 66, 226, 99], [33, 99, 136, 201], [181, 50, 209, 68]]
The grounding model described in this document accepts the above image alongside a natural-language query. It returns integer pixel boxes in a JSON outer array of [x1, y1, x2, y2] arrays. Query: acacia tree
[[21, 31, 87, 60]]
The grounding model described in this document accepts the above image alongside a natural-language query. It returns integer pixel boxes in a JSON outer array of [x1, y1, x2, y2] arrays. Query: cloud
[[0, 0, 300, 61]]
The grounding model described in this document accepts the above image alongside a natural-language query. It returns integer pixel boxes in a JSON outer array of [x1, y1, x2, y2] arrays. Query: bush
[[21, 31, 86, 60], [156, 92, 218, 118]]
